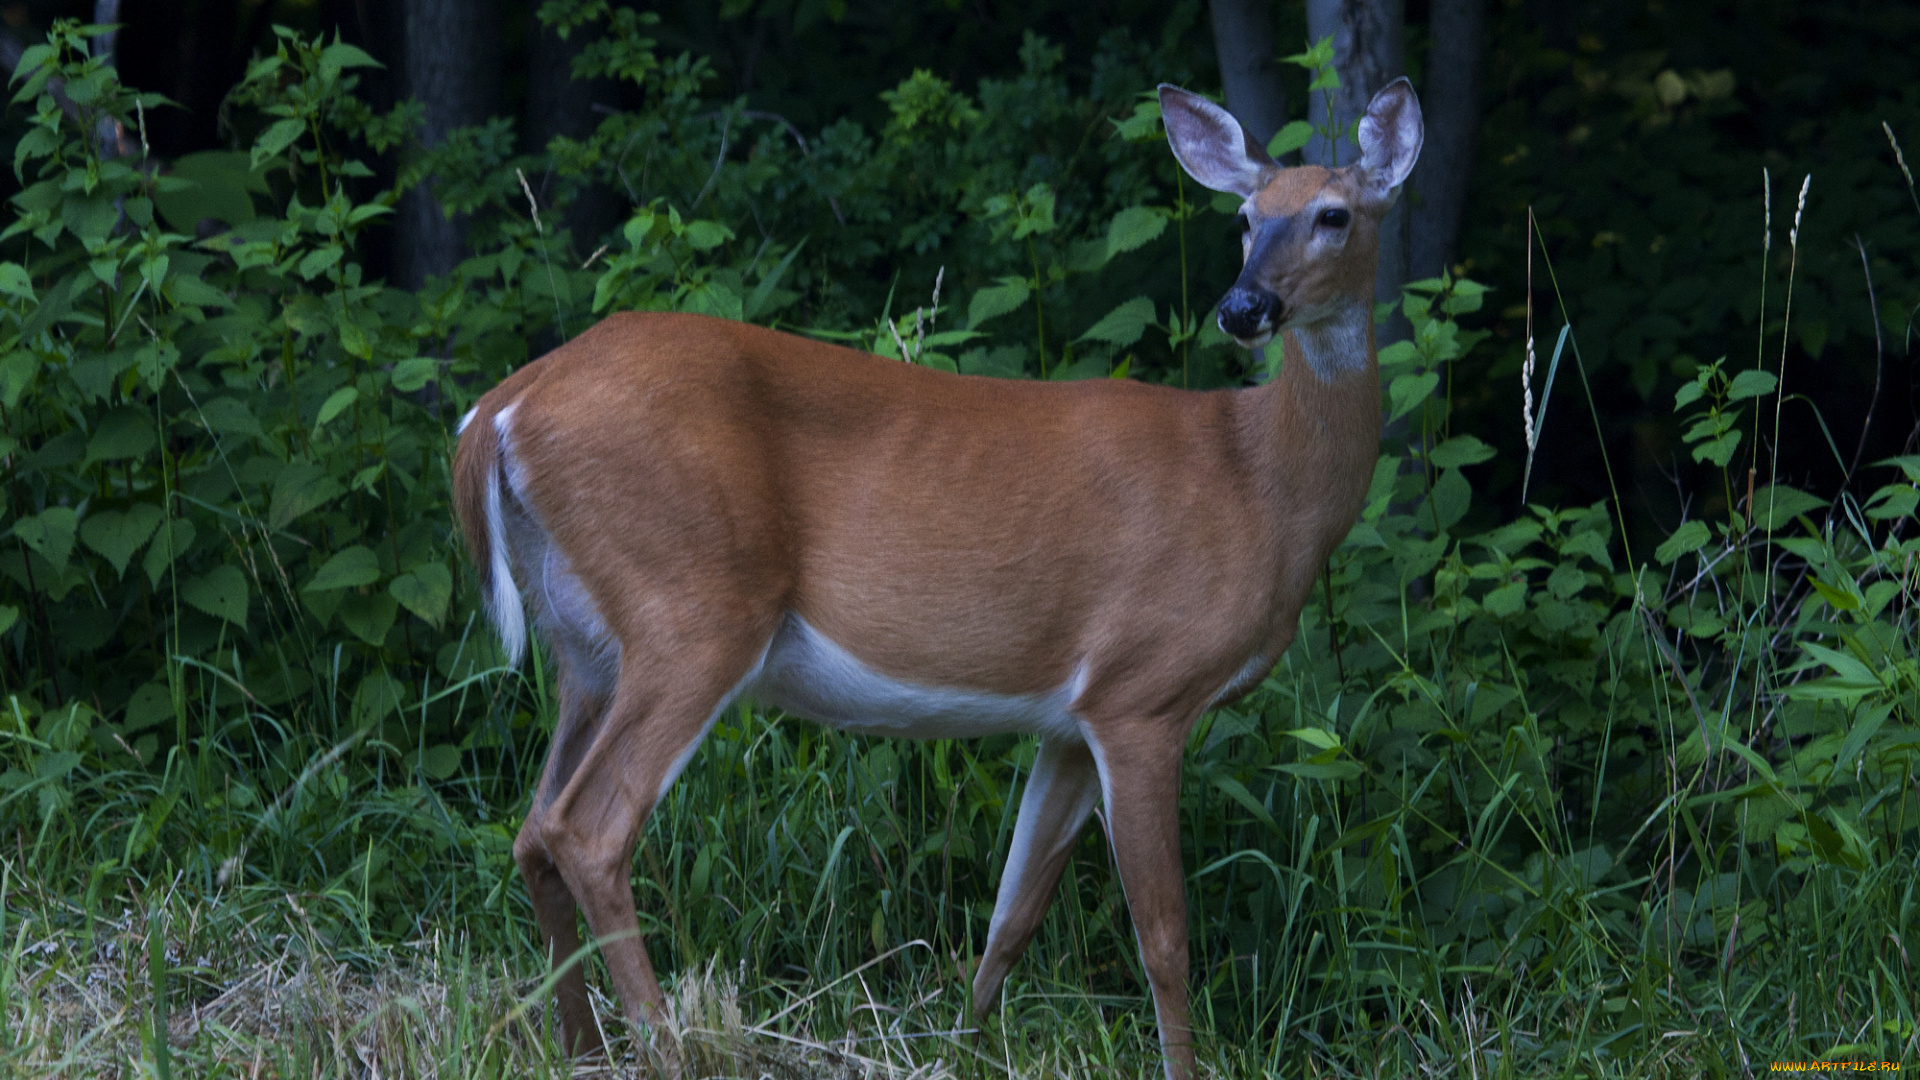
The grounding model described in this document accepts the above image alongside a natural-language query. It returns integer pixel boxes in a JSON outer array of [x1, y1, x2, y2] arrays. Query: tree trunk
[[524, 7, 624, 260], [1209, 0, 1286, 148], [1304, 0, 1407, 332], [1408, 0, 1484, 282], [396, 0, 503, 288]]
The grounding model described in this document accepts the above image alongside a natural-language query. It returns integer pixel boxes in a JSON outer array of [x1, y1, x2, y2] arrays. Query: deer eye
[[1318, 208, 1351, 229]]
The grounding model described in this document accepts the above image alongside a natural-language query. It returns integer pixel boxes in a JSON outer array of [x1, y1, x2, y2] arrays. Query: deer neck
[[1233, 301, 1383, 571]]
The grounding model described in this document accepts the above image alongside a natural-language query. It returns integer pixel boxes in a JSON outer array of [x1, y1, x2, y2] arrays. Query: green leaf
[[1751, 484, 1826, 530], [0, 262, 34, 302], [319, 41, 382, 75], [84, 406, 156, 464], [391, 357, 440, 393], [306, 545, 381, 592], [1656, 519, 1712, 564], [269, 463, 345, 530], [1689, 430, 1741, 466], [153, 150, 263, 232], [1726, 368, 1778, 401], [314, 386, 359, 431], [338, 592, 398, 646], [190, 397, 263, 440], [967, 278, 1031, 328], [1483, 580, 1527, 617], [414, 744, 461, 781], [143, 519, 195, 586], [352, 672, 406, 727], [1207, 771, 1282, 834], [1266, 120, 1313, 158], [1428, 434, 1495, 469], [1105, 206, 1167, 259], [182, 566, 249, 629], [1387, 371, 1440, 421], [80, 503, 165, 577], [251, 117, 307, 169], [1427, 467, 1471, 529], [0, 604, 16, 636], [11, 506, 77, 574], [390, 564, 452, 627], [1285, 727, 1343, 752], [1077, 296, 1157, 347], [684, 220, 734, 251], [1277, 761, 1362, 781]]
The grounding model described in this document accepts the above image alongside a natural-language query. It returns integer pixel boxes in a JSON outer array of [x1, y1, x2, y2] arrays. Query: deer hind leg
[[1086, 718, 1199, 1080], [971, 737, 1100, 1015], [513, 658, 612, 1057], [535, 628, 770, 1071]]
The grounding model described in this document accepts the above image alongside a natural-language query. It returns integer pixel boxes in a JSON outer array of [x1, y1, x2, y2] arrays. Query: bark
[[1408, 0, 1484, 282], [395, 0, 503, 288], [1303, 0, 1408, 329], [1208, 0, 1286, 148], [524, 7, 624, 260]]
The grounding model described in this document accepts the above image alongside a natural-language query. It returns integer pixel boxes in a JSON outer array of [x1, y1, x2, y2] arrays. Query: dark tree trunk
[[1209, 0, 1287, 148], [1304, 0, 1408, 330], [1409, 0, 1484, 282], [524, 7, 624, 261], [396, 0, 503, 288]]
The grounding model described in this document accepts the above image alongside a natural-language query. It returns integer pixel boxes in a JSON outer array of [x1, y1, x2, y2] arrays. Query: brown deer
[[452, 78, 1421, 1080]]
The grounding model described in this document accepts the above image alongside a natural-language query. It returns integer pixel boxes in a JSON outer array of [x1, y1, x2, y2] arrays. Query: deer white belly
[[749, 615, 1088, 742]]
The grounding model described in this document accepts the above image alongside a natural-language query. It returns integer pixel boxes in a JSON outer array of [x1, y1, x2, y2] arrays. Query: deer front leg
[[1089, 720, 1197, 1080], [971, 737, 1101, 1014]]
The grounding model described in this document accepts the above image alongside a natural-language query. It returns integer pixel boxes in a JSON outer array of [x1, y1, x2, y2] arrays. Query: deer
[[450, 77, 1421, 1080]]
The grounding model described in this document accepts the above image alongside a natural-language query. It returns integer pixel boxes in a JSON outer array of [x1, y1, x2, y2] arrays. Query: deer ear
[[1356, 78, 1424, 204], [1158, 85, 1274, 198]]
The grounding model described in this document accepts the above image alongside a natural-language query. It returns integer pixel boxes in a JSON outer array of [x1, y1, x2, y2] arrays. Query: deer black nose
[[1217, 287, 1280, 339]]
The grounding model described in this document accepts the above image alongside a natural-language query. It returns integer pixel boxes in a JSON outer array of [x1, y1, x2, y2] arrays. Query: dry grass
[[0, 869, 978, 1080]]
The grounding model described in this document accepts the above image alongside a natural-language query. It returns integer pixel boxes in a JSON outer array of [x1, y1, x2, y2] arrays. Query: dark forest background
[[3, 0, 1915, 553]]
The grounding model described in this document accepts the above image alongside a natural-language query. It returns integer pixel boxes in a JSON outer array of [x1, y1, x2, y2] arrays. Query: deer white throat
[[1287, 300, 1373, 382]]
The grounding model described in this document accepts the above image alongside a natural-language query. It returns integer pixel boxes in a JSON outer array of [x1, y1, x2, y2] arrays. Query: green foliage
[[0, 15, 1915, 1078]]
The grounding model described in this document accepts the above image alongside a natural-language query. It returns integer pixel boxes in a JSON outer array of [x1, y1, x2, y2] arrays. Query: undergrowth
[[0, 12, 1916, 1079]]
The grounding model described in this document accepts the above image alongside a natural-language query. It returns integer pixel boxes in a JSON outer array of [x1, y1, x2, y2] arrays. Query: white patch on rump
[[748, 615, 1087, 742]]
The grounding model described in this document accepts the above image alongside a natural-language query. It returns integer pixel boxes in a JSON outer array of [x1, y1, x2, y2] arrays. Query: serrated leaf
[[352, 672, 406, 726], [390, 564, 452, 627], [1387, 371, 1440, 421], [191, 397, 262, 439], [1751, 484, 1826, 530], [1105, 206, 1167, 258], [684, 220, 734, 251], [415, 743, 461, 781], [1266, 120, 1313, 157], [182, 565, 249, 628], [84, 406, 155, 464], [315, 386, 358, 430], [269, 463, 345, 530], [338, 592, 398, 645], [0, 261, 33, 302], [80, 503, 165, 576], [967, 279, 1030, 328], [1429, 434, 1495, 469], [306, 545, 381, 592], [1655, 519, 1712, 564], [251, 117, 307, 169], [143, 519, 195, 586], [11, 506, 76, 574], [1077, 296, 1157, 347], [1727, 368, 1778, 401], [390, 357, 439, 393], [319, 41, 382, 75]]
